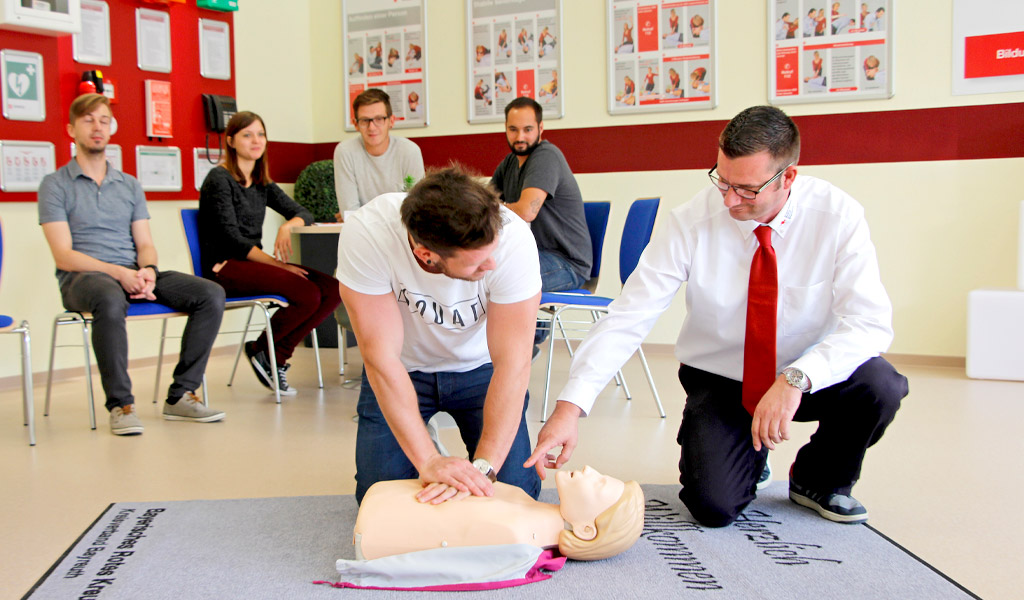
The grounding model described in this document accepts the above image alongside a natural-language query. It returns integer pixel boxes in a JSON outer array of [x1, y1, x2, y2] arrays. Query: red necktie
[[742, 226, 777, 416]]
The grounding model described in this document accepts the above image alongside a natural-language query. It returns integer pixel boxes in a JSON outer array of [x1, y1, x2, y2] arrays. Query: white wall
[[3, 0, 1023, 380]]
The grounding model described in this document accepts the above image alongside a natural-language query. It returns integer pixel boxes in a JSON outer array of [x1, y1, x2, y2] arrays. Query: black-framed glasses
[[708, 161, 793, 200], [355, 115, 388, 128]]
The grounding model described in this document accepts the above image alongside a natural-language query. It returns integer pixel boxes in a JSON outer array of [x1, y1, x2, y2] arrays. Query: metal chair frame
[[538, 198, 666, 421], [1, 218, 35, 445]]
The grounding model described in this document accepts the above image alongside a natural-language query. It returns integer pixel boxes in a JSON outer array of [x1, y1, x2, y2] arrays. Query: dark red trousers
[[212, 260, 341, 364]]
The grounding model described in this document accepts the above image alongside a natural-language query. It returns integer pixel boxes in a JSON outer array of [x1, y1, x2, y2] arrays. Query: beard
[[508, 137, 540, 157]]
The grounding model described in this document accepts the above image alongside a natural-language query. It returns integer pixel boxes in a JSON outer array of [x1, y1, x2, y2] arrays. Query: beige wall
[[2, 0, 1022, 380]]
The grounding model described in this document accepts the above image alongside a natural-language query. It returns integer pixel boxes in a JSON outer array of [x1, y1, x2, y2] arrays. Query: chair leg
[[541, 305, 565, 422], [18, 322, 35, 446], [342, 321, 350, 372], [556, 314, 574, 356], [153, 318, 169, 404], [312, 328, 323, 389], [228, 304, 257, 386], [81, 318, 96, 430], [635, 346, 666, 418], [201, 373, 209, 406], [257, 302, 282, 404], [44, 314, 61, 417]]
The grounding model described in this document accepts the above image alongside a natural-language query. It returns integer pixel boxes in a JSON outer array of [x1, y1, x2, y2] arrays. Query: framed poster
[[135, 146, 181, 192], [145, 80, 173, 138], [952, 0, 1024, 96], [467, 0, 564, 123], [768, 0, 893, 105], [193, 147, 221, 191], [607, 0, 717, 115], [342, 0, 428, 129], [136, 7, 172, 73], [73, 0, 111, 67], [1, 49, 45, 122], [0, 141, 55, 192], [199, 19, 232, 80]]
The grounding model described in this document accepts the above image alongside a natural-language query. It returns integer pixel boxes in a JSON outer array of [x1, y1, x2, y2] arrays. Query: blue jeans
[[537, 251, 587, 344], [539, 250, 587, 293], [354, 363, 540, 504]]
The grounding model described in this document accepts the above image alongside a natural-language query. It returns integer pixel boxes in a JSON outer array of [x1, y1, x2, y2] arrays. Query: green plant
[[293, 160, 338, 222]]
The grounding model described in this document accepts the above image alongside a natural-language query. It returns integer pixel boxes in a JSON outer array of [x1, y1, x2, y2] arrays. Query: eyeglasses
[[355, 115, 389, 128], [708, 161, 793, 200]]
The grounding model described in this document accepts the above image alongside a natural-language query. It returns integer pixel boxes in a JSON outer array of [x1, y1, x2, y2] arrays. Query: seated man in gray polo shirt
[[38, 93, 226, 436]]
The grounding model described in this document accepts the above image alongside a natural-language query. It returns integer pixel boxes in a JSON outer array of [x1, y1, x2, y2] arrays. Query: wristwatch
[[783, 367, 811, 393], [472, 458, 497, 482]]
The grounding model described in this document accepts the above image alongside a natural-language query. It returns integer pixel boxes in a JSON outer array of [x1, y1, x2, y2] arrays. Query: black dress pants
[[676, 357, 907, 527]]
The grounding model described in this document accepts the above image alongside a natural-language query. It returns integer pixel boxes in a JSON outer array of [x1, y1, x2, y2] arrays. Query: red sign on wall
[[964, 31, 1024, 78], [516, 69, 535, 98], [637, 5, 659, 53], [775, 46, 799, 96]]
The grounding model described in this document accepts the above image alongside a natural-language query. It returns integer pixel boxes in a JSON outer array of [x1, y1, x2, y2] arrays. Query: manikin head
[[555, 466, 644, 561]]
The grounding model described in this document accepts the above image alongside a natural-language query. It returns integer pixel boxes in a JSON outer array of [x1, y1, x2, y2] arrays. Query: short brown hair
[[69, 93, 110, 125], [401, 165, 502, 258], [718, 105, 800, 170], [223, 111, 272, 186], [352, 88, 393, 118]]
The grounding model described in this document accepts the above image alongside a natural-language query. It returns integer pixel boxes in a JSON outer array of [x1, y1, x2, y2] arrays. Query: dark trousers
[[353, 363, 540, 504], [59, 270, 226, 411], [676, 357, 907, 527], [212, 260, 341, 364]]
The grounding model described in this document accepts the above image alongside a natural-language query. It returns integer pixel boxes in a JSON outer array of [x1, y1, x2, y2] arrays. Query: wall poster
[[768, 0, 893, 104], [952, 0, 1024, 96], [607, 0, 716, 115], [342, 0, 427, 129], [467, 0, 563, 124]]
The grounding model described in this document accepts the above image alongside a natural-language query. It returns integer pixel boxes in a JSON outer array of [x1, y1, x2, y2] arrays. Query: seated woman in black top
[[198, 111, 341, 395]]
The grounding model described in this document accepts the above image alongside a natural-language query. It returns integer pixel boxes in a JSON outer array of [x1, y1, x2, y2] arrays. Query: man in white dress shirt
[[526, 106, 907, 527]]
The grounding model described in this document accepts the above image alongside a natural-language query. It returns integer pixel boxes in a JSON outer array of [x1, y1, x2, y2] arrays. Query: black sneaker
[[275, 363, 297, 396], [756, 455, 772, 491], [789, 477, 868, 524], [532, 345, 541, 363], [245, 341, 274, 390]]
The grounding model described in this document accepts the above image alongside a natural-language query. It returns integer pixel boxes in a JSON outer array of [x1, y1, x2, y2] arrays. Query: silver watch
[[783, 367, 811, 393], [472, 458, 497, 482]]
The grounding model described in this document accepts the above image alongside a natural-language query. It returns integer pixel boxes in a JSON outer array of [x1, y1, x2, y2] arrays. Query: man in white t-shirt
[[337, 167, 542, 505], [333, 89, 425, 221]]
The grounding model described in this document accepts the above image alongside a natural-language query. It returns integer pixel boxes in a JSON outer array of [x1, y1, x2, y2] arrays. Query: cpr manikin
[[353, 466, 644, 561]]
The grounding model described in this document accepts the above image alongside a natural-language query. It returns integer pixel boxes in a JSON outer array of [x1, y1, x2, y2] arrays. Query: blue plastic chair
[[0, 218, 35, 445], [538, 197, 666, 421], [180, 208, 323, 403]]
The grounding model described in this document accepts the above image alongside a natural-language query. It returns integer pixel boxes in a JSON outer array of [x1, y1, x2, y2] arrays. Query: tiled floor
[[1, 345, 1019, 599]]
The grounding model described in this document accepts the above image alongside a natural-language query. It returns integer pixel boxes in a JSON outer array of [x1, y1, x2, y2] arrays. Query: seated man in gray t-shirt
[[490, 97, 592, 293], [38, 94, 226, 436], [333, 88, 425, 221]]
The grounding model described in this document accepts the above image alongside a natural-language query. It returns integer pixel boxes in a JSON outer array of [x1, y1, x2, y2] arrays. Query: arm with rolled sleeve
[[787, 207, 894, 392]]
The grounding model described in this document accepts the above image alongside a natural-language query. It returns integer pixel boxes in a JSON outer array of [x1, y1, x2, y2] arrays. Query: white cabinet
[[0, 0, 81, 36]]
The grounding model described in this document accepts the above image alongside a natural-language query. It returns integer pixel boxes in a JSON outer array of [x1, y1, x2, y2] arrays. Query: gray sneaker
[[163, 392, 226, 423], [110, 404, 144, 435], [275, 364, 298, 396]]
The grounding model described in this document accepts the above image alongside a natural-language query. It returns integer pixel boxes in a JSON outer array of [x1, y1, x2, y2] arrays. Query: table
[[292, 223, 344, 348]]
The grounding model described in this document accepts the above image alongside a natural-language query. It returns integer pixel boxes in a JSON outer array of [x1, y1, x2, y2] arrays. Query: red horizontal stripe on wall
[[266, 103, 1024, 183]]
